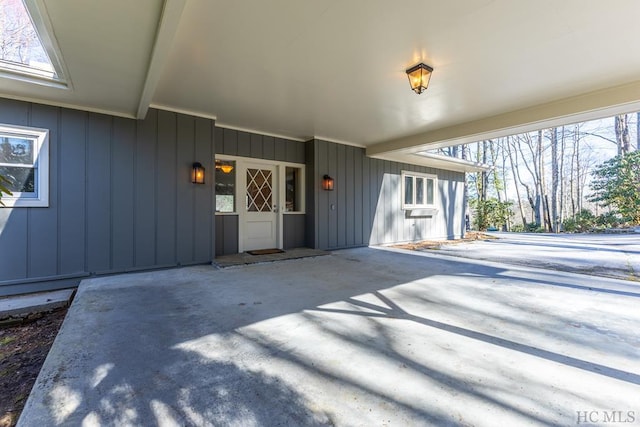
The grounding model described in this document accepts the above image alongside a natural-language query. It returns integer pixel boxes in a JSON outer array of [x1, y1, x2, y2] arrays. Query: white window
[[215, 159, 236, 213], [0, 124, 49, 207], [285, 166, 303, 212], [0, 0, 69, 87], [402, 171, 437, 210]]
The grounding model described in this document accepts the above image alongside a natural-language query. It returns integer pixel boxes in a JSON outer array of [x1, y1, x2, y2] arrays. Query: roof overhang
[[2, 1, 640, 155], [367, 79, 640, 156], [370, 151, 491, 173]]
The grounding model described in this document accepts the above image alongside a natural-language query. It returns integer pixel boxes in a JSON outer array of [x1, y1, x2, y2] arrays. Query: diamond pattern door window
[[246, 168, 273, 212]]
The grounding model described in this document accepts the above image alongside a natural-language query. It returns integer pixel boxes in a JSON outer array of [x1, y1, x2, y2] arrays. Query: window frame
[[214, 159, 237, 214], [0, 0, 70, 88], [214, 155, 306, 216], [401, 170, 437, 210], [0, 123, 49, 208], [284, 166, 304, 213]]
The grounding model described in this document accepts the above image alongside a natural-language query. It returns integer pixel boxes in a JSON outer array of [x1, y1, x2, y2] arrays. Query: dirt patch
[[0, 309, 67, 427], [394, 231, 497, 251]]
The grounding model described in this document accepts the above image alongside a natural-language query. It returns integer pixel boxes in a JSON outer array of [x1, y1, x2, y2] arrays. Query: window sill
[[404, 208, 438, 217]]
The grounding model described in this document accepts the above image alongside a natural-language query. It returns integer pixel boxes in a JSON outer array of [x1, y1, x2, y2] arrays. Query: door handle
[[273, 204, 278, 213]]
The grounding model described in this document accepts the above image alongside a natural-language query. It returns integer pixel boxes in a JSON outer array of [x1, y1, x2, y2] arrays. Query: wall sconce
[[322, 174, 334, 191], [192, 162, 205, 184], [406, 63, 433, 94]]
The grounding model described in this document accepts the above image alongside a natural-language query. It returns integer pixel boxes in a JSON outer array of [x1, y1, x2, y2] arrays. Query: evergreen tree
[[589, 151, 640, 224]]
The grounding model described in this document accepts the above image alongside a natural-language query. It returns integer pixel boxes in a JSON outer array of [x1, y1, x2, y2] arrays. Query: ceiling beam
[[136, 0, 186, 119], [367, 79, 640, 156]]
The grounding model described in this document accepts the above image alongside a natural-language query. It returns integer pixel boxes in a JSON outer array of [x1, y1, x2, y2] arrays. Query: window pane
[[285, 167, 299, 212], [416, 177, 424, 205], [0, 0, 57, 77], [404, 176, 414, 205], [215, 160, 235, 212], [426, 178, 434, 205], [246, 168, 272, 212], [0, 136, 34, 164], [0, 165, 35, 192]]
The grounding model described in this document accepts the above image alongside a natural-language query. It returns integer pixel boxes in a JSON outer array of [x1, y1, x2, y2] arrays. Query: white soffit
[[154, 0, 640, 150], [2, 1, 640, 152], [372, 151, 491, 173], [0, 0, 165, 117]]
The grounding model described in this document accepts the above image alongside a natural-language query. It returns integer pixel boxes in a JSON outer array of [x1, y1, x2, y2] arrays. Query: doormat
[[247, 248, 285, 256]]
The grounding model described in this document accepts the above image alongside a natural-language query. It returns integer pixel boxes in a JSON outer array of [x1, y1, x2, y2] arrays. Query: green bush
[[510, 224, 525, 232], [590, 151, 640, 225], [524, 222, 543, 232], [563, 209, 596, 232], [563, 218, 577, 232], [596, 211, 623, 228], [470, 198, 513, 231]]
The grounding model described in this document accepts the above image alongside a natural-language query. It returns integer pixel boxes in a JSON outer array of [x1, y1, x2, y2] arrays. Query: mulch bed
[[393, 231, 497, 251], [0, 309, 67, 427]]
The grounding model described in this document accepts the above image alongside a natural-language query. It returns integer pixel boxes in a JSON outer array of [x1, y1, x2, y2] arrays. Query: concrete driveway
[[19, 247, 640, 426], [437, 233, 640, 281]]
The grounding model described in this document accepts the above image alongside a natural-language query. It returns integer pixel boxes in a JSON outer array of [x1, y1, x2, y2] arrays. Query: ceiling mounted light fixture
[[406, 63, 433, 94], [215, 160, 234, 174]]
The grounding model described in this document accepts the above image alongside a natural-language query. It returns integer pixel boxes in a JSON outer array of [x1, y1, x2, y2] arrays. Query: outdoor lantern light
[[406, 63, 433, 94], [192, 162, 205, 184], [322, 175, 334, 191], [215, 160, 234, 174]]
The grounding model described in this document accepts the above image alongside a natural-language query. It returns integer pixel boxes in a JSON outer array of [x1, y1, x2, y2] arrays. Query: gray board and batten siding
[[0, 98, 214, 296], [306, 139, 465, 250], [0, 97, 465, 296], [213, 127, 306, 255], [212, 130, 465, 255]]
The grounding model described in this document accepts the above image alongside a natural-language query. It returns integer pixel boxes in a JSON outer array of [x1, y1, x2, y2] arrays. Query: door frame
[[214, 154, 306, 253]]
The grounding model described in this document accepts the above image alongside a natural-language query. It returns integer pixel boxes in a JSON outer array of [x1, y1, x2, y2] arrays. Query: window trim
[[0, 123, 49, 208], [214, 159, 237, 214], [214, 154, 306, 216], [401, 170, 437, 210]]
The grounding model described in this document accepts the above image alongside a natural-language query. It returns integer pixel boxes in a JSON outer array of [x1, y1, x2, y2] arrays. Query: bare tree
[[0, 0, 49, 66], [505, 136, 528, 226], [614, 114, 631, 156], [550, 127, 559, 231]]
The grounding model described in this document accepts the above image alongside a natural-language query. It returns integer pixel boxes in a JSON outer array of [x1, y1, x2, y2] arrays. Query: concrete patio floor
[[435, 233, 640, 281], [19, 247, 640, 426]]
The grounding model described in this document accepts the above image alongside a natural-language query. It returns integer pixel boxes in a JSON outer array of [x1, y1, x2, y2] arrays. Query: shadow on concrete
[[19, 247, 640, 426], [310, 291, 640, 386]]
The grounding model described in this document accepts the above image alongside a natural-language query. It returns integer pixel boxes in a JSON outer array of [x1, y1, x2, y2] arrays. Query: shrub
[[563, 209, 596, 233], [510, 224, 525, 232]]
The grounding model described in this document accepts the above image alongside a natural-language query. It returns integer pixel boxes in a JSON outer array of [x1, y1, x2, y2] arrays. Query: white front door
[[243, 164, 278, 251]]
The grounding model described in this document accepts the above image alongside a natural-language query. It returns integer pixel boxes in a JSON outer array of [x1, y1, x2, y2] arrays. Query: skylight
[[0, 0, 67, 86]]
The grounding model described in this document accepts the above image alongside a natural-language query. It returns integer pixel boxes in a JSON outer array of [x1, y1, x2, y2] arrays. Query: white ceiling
[[4, 0, 640, 160]]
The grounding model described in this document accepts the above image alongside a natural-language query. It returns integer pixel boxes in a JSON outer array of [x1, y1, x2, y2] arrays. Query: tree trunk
[[575, 130, 582, 214], [550, 127, 559, 231], [537, 130, 548, 230], [558, 126, 566, 229], [637, 112, 640, 151], [615, 114, 631, 156], [506, 137, 527, 226]]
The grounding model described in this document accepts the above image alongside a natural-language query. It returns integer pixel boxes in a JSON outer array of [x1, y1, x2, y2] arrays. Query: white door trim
[[215, 155, 305, 253], [242, 161, 278, 251]]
